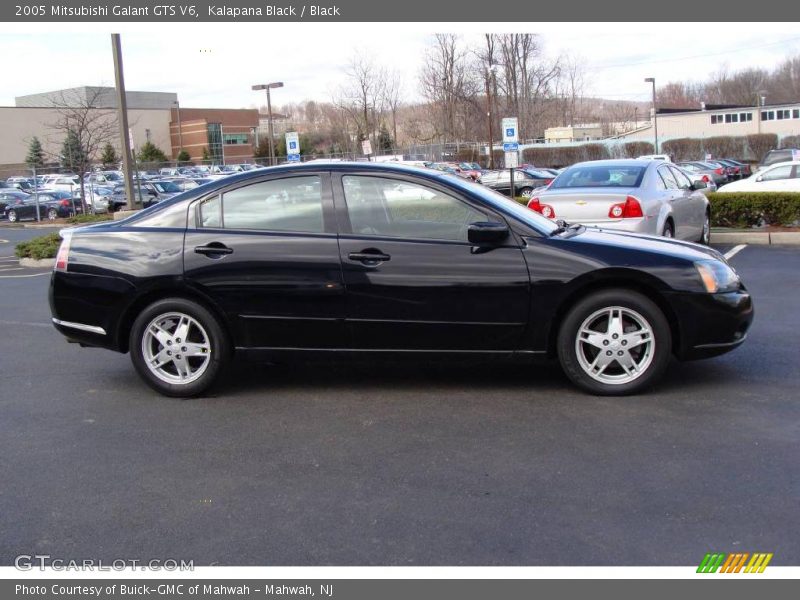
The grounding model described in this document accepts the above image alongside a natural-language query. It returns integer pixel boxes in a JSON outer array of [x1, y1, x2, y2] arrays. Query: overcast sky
[[1, 23, 799, 110]]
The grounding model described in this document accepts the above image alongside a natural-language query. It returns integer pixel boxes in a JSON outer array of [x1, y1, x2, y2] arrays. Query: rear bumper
[[665, 289, 754, 360]]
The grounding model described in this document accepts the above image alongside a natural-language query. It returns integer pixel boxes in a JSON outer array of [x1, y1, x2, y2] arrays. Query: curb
[[711, 231, 800, 245], [19, 257, 55, 268]]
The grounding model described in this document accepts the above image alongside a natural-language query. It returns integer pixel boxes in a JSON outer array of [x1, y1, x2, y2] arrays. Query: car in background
[[676, 161, 728, 187], [44, 175, 81, 193], [49, 162, 752, 398], [479, 168, 554, 198], [3, 190, 83, 222], [674, 165, 717, 193], [428, 162, 472, 180], [637, 154, 672, 162], [759, 148, 799, 171], [0, 190, 30, 216], [719, 159, 752, 179], [7, 180, 35, 193], [717, 161, 800, 193], [530, 159, 710, 243], [457, 162, 482, 180]]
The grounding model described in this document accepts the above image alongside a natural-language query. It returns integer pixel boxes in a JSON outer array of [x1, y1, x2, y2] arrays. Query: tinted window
[[760, 165, 793, 181], [551, 165, 645, 188], [342, 176, 485, 242], [214, 176, 323, 232]]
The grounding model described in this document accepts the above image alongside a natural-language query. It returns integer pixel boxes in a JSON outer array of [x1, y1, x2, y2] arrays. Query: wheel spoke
[[622, 329, 651, 349], [615, 350, 638, 374], [148, 324, 171, 348], [607, 309, 624, 338], [172, 355, 191, 380], [173, 316, 191, 344], [150, 349, 172, 369], [579, 327, 606, 349], [182, 342, 210, 357]]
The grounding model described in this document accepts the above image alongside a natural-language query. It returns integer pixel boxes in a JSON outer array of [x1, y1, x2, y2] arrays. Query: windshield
[[153, 181, 181, 193], [550, 165, 646, 188]]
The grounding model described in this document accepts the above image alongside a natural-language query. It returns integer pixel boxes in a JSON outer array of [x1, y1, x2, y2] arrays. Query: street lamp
[[485, 64, 498, 169], [173, 100, 183, 161], [644, 77, 658, 153], [252, 82, 284, 166]]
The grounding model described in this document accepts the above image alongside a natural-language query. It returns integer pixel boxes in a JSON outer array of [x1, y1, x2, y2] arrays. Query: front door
[[333, 173, 530, 351], [183, 172, 346, 349]]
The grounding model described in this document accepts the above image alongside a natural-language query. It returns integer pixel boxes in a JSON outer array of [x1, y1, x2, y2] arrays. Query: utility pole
[[252, 82, 284, 166], [111, 33, 136, 211], [174, 100, 183, 160], [645, 77, 658, 153]]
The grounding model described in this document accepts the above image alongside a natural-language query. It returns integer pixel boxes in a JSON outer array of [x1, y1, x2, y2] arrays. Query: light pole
[[173, 100, 183, 161], [756, 90, 767, 134], [252, 82, 284, 166], [644, 77, 658, 153], [634, 107, 639, 131], [485, 64, 498, 169]]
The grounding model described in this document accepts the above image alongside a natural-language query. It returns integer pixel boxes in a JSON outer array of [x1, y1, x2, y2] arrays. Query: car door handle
[[348, 250, 391, 264], [194, 243, 233, 257]]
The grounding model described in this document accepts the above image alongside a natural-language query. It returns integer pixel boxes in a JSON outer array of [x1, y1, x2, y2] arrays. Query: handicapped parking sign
[[501, 117, 518, 144]]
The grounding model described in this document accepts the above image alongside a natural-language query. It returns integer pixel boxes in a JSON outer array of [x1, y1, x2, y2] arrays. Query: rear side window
[[200, 176, 324, 233], [657, 167, 679, 190]]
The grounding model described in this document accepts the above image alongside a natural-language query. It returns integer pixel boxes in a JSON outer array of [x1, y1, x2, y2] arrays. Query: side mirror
[[692, 180, 707, 190], [468, 221, 509, 245]]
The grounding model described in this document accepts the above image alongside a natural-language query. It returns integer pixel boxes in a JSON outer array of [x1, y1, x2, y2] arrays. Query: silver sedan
[[529, 159, 711, 243]]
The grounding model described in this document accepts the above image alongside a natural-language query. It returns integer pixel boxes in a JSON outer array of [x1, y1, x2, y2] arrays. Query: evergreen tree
[[137, 141, 168, 163], [100, 142, 119, 167], [25, 137, 45, 168], [202, 147, 210, 161], [60, 130, 88, 172], [176, 149, 191, 163], [378, 124, 394, 154]]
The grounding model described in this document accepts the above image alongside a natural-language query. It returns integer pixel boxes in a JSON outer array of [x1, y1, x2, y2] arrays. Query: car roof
[[567, 159, 656, 168]]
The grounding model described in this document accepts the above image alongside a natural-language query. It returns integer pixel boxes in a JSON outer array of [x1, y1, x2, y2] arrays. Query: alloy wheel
[[141, 311, 211, 385], [574, 306, 656, 385]]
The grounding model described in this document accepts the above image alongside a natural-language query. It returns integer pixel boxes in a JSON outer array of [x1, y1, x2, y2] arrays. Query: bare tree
[[47, 87, 118, 213], [382, 70, 404, 145], [333, 51, 387, 147]]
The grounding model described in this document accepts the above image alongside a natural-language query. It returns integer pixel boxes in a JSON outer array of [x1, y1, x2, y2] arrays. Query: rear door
[[333, 172, 530, 351], [668, 165, 703, 240], [183, 172, 347, 350]]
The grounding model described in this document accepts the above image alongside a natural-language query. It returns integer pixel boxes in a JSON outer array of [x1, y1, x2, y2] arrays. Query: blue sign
[[289, 141, 297, 151], [503, 142, 519, 152], [287, 154, 301, 162], [506, 128, 515, 137]]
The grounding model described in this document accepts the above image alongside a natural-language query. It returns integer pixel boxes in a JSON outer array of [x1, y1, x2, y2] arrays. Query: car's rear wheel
[[557, 289, 672, 395], [130, 298, 229, 397], [662, 220, 674, 238], [47, 208, 58, 221], [519, 187, 534, 198], [7, 210, 17, 223], [699, 210, 711, 245]]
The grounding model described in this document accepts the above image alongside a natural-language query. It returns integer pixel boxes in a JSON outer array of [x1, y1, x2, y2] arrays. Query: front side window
[[760, 165, 793, 182], [342, 176, 485, 242], [200, 176, 323, 232]]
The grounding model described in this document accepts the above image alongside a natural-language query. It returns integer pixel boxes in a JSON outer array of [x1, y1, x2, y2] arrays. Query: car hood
[[562, 226, 726, 263]]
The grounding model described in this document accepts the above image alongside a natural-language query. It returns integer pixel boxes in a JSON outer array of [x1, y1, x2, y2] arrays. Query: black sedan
[[49, 163, 753, 397], [3, 190, 81, 221], [479, 168, 555, 198]]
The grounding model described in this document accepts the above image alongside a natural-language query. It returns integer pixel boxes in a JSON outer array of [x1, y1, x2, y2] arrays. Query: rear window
[[550, 165, 646, 189]]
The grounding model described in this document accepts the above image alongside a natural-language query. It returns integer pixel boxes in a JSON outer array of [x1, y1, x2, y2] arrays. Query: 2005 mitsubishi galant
[[49, 163, 753, 397]]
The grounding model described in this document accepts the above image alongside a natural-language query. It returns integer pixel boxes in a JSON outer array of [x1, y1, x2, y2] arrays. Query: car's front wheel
[[557, 289, 672, 395], [47, 208, 58, 221], [130, 298, 230, 397]]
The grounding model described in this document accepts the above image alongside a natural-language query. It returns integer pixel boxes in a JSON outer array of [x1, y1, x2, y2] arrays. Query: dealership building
[[0, 86, 260, 171]]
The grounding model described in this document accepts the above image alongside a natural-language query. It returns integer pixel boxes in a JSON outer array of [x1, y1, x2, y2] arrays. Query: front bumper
[[665, 289, 754, 360]]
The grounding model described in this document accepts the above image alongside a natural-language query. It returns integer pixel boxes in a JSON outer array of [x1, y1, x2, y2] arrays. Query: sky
[[0, 23, 799, 110]]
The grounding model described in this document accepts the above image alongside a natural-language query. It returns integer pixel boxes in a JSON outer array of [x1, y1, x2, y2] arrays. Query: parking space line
[[0, 319, 51, 328], [724, 244, 747, 260], [0, 272, 50, 278]]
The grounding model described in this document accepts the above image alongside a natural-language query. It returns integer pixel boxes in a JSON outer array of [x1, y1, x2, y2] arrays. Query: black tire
[[129, 297, 230, 397], [519, 187, 534, 198], [47, 208, 58, 221], [662, 220, 674, 238], [557, 289, 672, 396], [698, 210, 711, 245]]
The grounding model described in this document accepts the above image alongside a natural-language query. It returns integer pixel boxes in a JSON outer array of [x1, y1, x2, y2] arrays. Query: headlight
[[695, 260, 740, 293]]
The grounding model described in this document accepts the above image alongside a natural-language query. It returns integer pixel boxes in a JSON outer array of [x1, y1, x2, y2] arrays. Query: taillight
[[54, 234, 71, 272], [527, 197, 556, 219], [60, 199, 69, 206], [715, 167, 724, 175], [701, 175, 710, 183], [608, 196, 643, 219], [734, 167, 740, 173]]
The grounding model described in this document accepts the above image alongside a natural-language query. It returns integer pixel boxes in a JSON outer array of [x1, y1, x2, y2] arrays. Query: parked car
[[759, 148, 799, 171], [676, 161, 727, 187], [7, 180, 35, 193], [48, 162, 753, 398], [45, 175, 81, 193], [637, 154, 672, 162], [479, 168, 554, 198], [0, 190, 30, 216], [717, 161, 800, 193], [719, 158, 752, 178], [674, 166, 717, 193], [3, 190, 82, 222], [529, 160, 710, 243]]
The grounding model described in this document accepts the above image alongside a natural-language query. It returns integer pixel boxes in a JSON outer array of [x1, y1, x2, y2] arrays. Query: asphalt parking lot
[[0, 227, 798, 566]]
